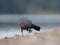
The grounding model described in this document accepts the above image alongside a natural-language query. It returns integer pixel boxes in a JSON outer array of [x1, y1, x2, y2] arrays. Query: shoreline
[[0, 28, 60, 45]]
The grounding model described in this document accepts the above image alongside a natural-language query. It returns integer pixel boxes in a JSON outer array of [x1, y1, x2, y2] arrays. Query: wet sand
[[0, 28, 60, 45]]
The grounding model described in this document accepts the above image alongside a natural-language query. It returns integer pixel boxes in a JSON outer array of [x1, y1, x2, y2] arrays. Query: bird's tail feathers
[[31, 24, 40, 31]]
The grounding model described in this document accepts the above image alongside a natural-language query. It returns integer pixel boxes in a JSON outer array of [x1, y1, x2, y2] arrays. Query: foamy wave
[[0, 28, 43, 39], [0, 27, 59, 39], [0, 28, 60, 45]]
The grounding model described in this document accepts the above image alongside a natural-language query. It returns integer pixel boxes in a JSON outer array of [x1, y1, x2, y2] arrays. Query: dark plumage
[[18, 17, 41, 35]]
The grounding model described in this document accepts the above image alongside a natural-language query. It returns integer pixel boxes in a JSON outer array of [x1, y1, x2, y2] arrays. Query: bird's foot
[[29, 29, 32, 33]]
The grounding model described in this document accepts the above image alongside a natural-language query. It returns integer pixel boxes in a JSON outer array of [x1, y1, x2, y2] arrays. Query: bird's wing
[[18, 17, 32, 27]]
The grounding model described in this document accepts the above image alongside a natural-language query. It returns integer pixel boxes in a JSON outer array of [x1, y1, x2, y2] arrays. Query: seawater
[[0, 23, 60, 39]]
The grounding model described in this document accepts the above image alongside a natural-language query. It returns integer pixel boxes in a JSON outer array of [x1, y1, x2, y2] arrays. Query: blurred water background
[[0, 0, 60, 39], [0, 15, 60, 38], [0, 0, 60, 14]]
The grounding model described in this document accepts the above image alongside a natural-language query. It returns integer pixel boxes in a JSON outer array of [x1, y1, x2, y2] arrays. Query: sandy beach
[[0, 28, 60, 45]]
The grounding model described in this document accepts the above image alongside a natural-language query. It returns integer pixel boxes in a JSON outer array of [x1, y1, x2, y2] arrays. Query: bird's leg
[[28, 28, 32, 34], [21, 29, 24, 36], [29, 29, 32, 33]]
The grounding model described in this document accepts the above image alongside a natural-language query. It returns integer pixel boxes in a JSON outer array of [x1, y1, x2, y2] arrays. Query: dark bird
[[18, 17, 41, 35]]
